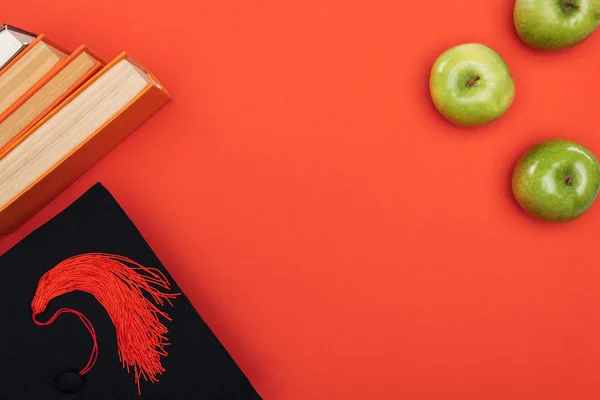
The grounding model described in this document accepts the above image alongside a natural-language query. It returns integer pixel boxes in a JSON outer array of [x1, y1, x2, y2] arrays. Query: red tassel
[[31, 253, 180, 394]]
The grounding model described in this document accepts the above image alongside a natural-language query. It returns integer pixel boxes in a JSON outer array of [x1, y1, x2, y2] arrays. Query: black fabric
[[0, 183, 261, 400]]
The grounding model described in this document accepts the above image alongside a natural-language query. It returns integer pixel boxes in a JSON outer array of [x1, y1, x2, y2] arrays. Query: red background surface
[[2, 1, 600, 399]]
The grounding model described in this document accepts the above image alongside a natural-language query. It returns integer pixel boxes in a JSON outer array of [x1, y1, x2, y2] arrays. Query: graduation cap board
[[0, 183, 262, 399]]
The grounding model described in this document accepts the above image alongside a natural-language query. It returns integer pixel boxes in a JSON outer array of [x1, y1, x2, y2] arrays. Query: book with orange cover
[[0, 51, 170, 233], [0, 34, 64, 76], [0, 34, 70, 117], [0, 45, 104, 156]]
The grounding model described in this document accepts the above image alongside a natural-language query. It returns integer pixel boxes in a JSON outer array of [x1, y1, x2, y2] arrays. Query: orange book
[[0, 34, 70, 117], [0, 52, 170, 233], [0, 45, 104, 156]]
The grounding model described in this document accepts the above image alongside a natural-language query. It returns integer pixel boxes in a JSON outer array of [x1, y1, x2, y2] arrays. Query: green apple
[[429, 43, 515, 127], [512, 139, 600, 222], [514, 0, 600, 51]]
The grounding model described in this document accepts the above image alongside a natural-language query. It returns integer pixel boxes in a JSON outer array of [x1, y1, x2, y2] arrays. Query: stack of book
[[0, 24, 170, 234]]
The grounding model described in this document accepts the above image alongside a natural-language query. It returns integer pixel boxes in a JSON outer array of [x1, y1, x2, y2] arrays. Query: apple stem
[[562, 1, 580, 9], [466, 76, 480, 87], [566, 175, 573, 186]]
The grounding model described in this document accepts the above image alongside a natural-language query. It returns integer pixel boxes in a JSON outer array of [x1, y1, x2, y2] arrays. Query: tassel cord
[[32, 308, 99, 375]]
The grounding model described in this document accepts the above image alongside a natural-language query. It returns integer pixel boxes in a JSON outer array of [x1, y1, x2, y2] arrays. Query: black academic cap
[[0, 183, 262, 399]]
